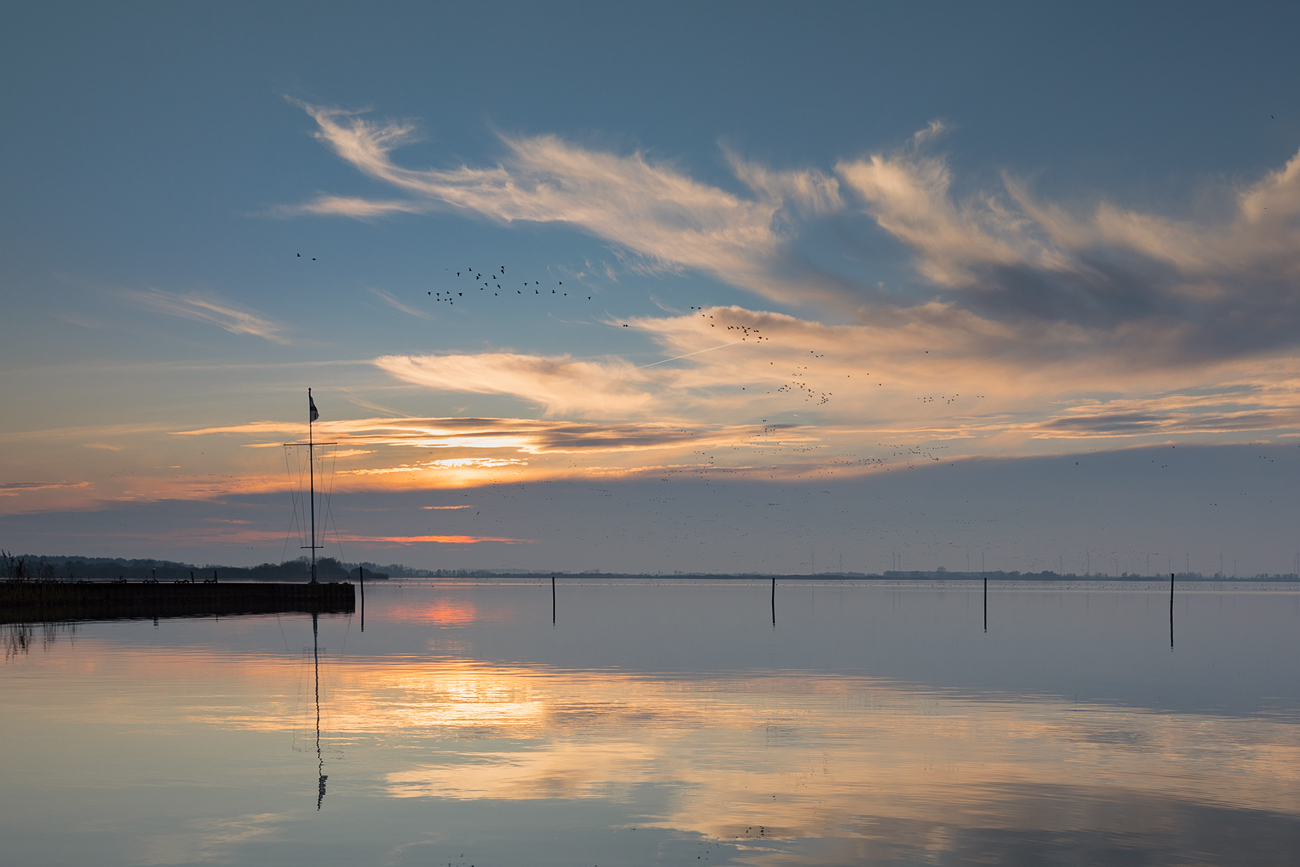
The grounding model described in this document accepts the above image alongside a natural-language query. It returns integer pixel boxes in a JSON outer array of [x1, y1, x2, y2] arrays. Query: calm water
[[3, 579, 1299, 866]]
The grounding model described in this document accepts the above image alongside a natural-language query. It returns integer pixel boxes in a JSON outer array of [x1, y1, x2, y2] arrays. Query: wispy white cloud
[[723, 147, 843, 218], [275, 195, 430, 219], [375, 352, 657, 416], [837, 141, 1300, 365], [289, 100, 845, 306], [370, 288, 435, 321], [287, 100, 1300, 372], [117, 288, 289, 344]]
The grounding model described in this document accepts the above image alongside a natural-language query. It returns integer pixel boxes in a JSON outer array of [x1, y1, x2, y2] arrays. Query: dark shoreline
[[0, 580, 355, 624]]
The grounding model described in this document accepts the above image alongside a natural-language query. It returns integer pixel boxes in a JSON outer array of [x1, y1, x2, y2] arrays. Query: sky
[[3, 1, 1300, 574]]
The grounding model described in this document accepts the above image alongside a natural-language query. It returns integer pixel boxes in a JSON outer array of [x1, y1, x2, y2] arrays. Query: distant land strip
[[3, 553, 1296, 584]]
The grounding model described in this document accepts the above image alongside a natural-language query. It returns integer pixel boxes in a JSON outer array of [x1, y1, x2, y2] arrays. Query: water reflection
[[1, 581, 1298, 866], [3, 620, 76, 660], [312, 612, 327, 811]]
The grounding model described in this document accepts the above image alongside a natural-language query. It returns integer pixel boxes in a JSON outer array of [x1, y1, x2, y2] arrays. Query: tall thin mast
[[287, 392, 329, 582], [309, 388, 317, 583]]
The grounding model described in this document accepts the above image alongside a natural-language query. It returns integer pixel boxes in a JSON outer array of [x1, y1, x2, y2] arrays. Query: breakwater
[[0, 580, 354, 623]]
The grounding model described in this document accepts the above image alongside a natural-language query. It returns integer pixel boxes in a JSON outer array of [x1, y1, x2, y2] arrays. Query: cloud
[[370, 288, 435, 321], [0, 481, 90, 496], [375, 352, 658, 416], [175, 414, 771, 455], [837, 142, 1300, 366], [290, 100, 845, 306], [1032, 410, 1293, 437], [344, 457, 527, 474], [288, 100, 1300, 372], [723, 147, 844, 218], [149, 284, 1300, 494], [117, 289, 289, 343], [337, 533, 535, 545], [277, 195, 429, 218]]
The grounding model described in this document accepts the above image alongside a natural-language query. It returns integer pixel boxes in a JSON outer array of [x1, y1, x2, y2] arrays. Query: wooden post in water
[[551, 574, 556, 624], [358, 565, 364, 632], [983, 575, 987, 633], [771, 575, 776, 626], [1170, 571, 1176, 645]]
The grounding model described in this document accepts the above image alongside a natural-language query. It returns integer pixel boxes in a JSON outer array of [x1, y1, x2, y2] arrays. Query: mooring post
[[983, 576, 987, 633], [1170, 572, 1175, 648], [551, 574, 556, 624], [771, 575, 776, 626], [359, 565, 365, 632]]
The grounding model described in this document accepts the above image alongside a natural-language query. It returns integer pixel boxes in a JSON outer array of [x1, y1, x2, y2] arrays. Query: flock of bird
[[296, 253, 996, 414], [425, 265, 588, 307]]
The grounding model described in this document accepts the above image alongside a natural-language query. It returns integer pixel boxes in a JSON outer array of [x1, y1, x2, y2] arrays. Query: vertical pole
[[359, 565, 364, 632], [551, 574, 556, 624], [1169, 572, 1175, 648], [771, 574, 776, 625], [983, 575, 987, 633], [309, 389, 317, 584]]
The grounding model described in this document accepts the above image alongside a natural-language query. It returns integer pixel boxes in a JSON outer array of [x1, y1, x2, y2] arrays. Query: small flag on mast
[[309, 390, 319, 423]]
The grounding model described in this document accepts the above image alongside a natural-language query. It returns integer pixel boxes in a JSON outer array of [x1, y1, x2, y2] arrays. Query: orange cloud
[[338, 534, 536, 545]]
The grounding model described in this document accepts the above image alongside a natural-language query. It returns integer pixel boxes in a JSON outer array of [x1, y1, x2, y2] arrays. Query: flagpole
[[288, 392, 331, 584], [309, 388, 317, 584]]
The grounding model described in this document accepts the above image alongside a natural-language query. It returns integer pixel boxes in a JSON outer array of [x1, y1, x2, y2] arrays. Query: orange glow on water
[[388, 599, 479, 625]]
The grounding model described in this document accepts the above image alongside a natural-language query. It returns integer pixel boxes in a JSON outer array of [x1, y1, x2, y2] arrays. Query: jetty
[[0, 580, 354, 624]]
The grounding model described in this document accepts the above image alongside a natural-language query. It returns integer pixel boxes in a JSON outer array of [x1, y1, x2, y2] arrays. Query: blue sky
[[4, 2, 1300, 573]]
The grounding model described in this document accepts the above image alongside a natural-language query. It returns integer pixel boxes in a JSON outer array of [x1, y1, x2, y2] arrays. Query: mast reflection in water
[[313, 611, 327, 811]]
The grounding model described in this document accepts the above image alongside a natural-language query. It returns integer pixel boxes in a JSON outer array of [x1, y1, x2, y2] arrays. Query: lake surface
[[3, 579, 1299, 865]]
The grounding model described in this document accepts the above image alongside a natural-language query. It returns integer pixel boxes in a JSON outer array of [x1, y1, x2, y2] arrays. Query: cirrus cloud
[[116, 288, 290, 344], [287, 100, 1300, 372]]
